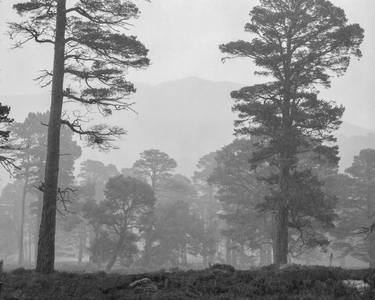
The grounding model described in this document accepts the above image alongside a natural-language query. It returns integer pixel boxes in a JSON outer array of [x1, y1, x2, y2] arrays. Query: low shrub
[[1, 265, 374, 299]]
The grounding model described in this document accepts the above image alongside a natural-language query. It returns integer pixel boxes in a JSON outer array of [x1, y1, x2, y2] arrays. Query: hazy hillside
[[2, 77, 374, 176]]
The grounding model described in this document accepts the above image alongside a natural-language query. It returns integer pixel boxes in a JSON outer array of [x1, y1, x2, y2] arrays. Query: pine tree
[[133, 149, 177, 192], [10, 0, 149, 273], [220, 0, 364, 265]]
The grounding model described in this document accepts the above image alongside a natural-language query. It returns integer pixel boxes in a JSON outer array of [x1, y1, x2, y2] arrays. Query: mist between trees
[[0, 0, 374, 276]]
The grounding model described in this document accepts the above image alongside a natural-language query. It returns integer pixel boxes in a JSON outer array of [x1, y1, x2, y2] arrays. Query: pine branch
[[61, 118, 125, 150]]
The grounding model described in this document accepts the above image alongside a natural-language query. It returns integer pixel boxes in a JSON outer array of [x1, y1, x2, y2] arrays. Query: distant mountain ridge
[[2, 77, 374, 176]]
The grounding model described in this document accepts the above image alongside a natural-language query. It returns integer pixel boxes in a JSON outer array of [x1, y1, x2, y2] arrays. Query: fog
[[0, 0, 374, 275]]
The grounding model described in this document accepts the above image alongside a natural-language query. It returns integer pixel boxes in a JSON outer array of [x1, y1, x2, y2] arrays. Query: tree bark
[[18, 164, 30, 266], [36, 0, 67, 274]]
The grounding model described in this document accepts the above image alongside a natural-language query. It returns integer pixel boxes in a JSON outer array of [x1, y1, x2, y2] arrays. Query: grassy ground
[[1, 265, 375, 299]]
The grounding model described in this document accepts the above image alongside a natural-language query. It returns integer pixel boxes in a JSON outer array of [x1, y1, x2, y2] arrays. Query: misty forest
[[0, 0, 374, 299]]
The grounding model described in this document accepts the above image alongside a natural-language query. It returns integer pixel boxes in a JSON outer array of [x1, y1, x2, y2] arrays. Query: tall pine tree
[[10, 0, 149, 273], [220, 0, 364, 265]]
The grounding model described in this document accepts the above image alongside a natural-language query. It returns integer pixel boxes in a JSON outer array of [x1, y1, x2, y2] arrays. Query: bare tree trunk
[[36, 0, 67, 274], [18, 164, 30, 266]]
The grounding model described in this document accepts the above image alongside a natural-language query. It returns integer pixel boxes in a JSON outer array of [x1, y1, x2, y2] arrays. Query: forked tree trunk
[[36, 0, 67, 274]]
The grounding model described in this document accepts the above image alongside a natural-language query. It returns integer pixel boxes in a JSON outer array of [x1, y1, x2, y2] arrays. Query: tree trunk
[[274, 205, 288, 266], [268, 243, 273, 265], [36, 0, 67, 274], [368, 235, 375, 268], [106, 236, 124, 272], [274, 141, 292, 266], [367, 186, 375, 268], [182, 243, 187, 267], [18, 165, 30, 266], [225, 238, 232, 265], [273, 36, 294, 267], [34, 193, 43, 265], [340, 256, 347, 268], [260, 244, 267, 266], [28, 230, 32, 266], [78, 224, 86, 264]]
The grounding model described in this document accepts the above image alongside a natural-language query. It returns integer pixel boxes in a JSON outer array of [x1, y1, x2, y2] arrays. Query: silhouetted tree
[[331, 149, 375, 267], [83, 175, 155, 271], [12, 112, 81, 266], [79, 160, 119, 202], [10, 0, 149, 273], [210, 139, 271, 266], [133, 149, 177, 192], [0, 181, 23, 260], [144, 175, 204, 270], [150, 200, 203, 269], [193, 152, 221, 266], [220, 0, 364, 265]]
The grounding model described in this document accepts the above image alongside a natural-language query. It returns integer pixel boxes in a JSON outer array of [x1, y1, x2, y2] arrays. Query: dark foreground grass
[[1, 265, 375, 299]]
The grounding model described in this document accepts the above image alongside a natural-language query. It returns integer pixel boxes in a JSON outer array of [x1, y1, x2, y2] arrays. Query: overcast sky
[[0, 0, 374, 130]]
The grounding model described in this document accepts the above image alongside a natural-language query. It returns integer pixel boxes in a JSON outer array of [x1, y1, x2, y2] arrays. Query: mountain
[[337, 123, 375, 170], [1, 77, 374, 176]]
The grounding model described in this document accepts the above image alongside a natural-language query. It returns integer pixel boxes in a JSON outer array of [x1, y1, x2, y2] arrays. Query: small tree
[[193, 153, 221, 266], [150, 200, 203, 269], [79, 160, 119, 202], [133, 149, 177, 192], [10, 0, 149, 273], [0, 181, 23, 260], [83, 175, 155, 271], [209, 139, 272, 266], [220, 0, 364, 265]]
